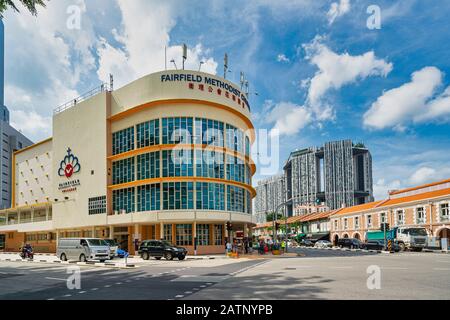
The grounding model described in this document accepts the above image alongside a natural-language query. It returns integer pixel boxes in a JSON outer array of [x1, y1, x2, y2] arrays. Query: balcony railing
[[53, 83, 111, 115]]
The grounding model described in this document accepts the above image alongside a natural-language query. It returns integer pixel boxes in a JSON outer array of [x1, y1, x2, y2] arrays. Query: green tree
[[266, 212, 283, 222], [0, 0, 48, 17]]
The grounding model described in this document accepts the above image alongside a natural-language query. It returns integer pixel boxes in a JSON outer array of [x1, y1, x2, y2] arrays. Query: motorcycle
[[20, 246, 34, 260]]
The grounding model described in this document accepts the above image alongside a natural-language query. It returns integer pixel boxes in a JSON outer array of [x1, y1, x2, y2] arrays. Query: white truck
[[395, 227, 428, 252]]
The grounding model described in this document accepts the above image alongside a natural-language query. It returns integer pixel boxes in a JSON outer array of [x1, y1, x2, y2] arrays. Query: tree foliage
[[266, 212, 283, 222], [0, 0, 48, 17]]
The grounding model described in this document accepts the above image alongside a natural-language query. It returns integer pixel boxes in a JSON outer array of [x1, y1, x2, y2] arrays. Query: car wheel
[[164, 252, 174, 260], [60, 253, 67, 262], [155, 257, 162, 260], [79, 254, 87, 262], [398, 243, 406, 252], [110, 256, 114, 260], [178, 255, 186, 261], [100, 260, 106, 263], [142, 252, 150, 260]]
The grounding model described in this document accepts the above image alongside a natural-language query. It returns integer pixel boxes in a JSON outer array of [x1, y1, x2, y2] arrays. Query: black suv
[[362, 240, 400, 252], [337, 238, 363, 249], [138, 240, 187, 261]]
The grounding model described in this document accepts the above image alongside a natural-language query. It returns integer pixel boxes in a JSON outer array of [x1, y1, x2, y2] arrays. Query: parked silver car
[[314, 240, 333, 248], [57, 238, 111, 262]]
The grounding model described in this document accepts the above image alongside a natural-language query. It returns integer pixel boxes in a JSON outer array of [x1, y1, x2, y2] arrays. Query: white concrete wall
[[15, 139, 53, 207], [52, 92, 109, 229]]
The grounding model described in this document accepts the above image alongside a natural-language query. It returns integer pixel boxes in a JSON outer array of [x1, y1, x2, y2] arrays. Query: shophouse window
[[396, 210, 405, 225], [440, 203, 449, 221], [226, 155, 245, 184], [163, 224, 172, 242], [136, 119, 160, 148], [227, 185, 246, 213], [225, 124, 244, 154], [354, 217, 360, 229], [214, 225, 223, 245], [113, 188, 135, 213], [197, 224, 210, 246], [367, 215, 372, 228], [416, 207, 425, 224], [196, 182, 225, 211], [334, 220, 338, 230], [176, 224, 192, 246], [112, 127, 134, 155], [137, 152, 160, 180], [162, 182, 194, 210], [344, 218, 348, 230], [380, 212, 386, 224], [112, 157, 135, 185], [194, 118, 224, 147], [195, 150, 224, 179], [162, 149, 193, 177], [162, 117, 193, 144], [137, 184, 160, 212]]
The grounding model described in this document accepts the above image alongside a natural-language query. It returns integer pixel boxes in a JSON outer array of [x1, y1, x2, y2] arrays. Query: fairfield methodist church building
[[0, 70, 256, 255]]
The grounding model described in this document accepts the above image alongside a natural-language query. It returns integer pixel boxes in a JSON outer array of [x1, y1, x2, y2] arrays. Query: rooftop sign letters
[[160, 73, 251, 111]]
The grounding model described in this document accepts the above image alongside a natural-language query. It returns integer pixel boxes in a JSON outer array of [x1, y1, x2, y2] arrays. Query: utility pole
[[182, 44, 187, 70]]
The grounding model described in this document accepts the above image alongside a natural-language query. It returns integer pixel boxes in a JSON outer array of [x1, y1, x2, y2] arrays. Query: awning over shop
[[306, 232, 330, 241]]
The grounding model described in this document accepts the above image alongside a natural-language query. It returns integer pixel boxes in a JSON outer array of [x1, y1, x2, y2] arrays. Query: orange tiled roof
[[331, 187, 450, 217], [389, 178, 450, 195], [332, 201, 384, 216], [380, 187, 450, 207]]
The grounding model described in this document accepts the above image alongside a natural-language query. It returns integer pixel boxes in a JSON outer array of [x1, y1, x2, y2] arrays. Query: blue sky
[[4, 0, 450, 200]]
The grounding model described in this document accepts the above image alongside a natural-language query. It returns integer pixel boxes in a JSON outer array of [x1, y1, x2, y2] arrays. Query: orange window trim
[[108, 144, 256, 175], [108, 177, 256, 198]]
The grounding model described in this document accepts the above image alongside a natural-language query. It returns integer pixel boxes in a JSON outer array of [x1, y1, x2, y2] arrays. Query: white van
[[57, 238, 111, 262]]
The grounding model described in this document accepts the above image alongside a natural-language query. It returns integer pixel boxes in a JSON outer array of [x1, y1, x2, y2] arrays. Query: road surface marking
[[45, 277, 67, 281], [78, 291, 86, 294], [433, 268, 450, 271]]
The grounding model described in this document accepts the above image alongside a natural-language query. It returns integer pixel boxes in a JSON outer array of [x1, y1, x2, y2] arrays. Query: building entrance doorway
[[334, 235, 339, 246], [0, 234, 5, 250], [438, 228, 450, 250]]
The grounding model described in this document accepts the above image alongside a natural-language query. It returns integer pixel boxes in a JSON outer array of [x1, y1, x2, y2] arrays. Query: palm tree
[[0, 0, 48, 17]]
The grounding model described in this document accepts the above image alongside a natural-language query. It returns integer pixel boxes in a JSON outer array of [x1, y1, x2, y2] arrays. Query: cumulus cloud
[[10, 110, 52, 139], [277, 54, 290, 63], [373, 178, 401, 200], [4, 0, 95, 141], [97, 0, 218, 88], [265, 37, 392, 137], [264, 101, 312, 137], [327, 0, 351, 25], [303, 36, 392, 120], [364, 66, 450, 130]]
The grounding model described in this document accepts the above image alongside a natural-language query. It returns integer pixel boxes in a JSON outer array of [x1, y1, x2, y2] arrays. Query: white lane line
[[78, 291, 86, 294], [47, 298, 56, 301], [184, 291, 193, 294], [104, 285, 111, 288], [63, 294, 72, 298], [115, 282, 122, 285], [328, 266, 353, 269], [381, 267, 409, 270], [45, 277, 67, 281], [433, 268, 450, 271], [91, 288, 99, 291], [175, 295, 184, 298]]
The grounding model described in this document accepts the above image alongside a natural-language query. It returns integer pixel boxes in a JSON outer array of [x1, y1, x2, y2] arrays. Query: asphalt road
[[187, 251, 450, 300], [0, 249, 448, 300], [0, 258, 266, 300]]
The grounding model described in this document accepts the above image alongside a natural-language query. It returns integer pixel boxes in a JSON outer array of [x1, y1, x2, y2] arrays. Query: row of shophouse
[[253, 178, 450, 249]]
